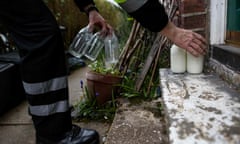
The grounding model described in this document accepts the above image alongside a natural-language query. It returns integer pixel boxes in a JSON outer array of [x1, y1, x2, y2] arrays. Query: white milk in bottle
[[187, 52, 204, 74], [170, 44, 186, 73]]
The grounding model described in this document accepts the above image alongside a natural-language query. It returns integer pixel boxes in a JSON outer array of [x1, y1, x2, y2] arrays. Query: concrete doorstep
[[159, 68, 240, 144]]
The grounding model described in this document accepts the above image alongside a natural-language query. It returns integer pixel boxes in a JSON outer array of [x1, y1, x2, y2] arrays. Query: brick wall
[[175, 0, 240, 89], [177, 0, 207, 37]]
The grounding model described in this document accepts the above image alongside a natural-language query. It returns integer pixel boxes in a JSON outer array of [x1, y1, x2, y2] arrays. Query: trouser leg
[[0, 0, 72, 140]]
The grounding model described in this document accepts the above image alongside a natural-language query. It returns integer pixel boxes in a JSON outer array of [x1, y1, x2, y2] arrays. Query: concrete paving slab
[[0, 100, 34, 143], [159, 68, 240, 144], [105, 99, 168, 144], [0, 101, 32, 125], [0, 125, 35, 144], [68, 66, 90, 106], [0, 121, 110, 144], [0, 67, 110, 144]]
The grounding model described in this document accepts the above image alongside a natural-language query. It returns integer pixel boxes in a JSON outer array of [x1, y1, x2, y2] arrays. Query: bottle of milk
[[170, 44, 186, 73], [187, 52, 204, 74]]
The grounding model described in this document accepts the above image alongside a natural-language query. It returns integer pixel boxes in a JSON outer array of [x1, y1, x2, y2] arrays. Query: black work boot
[[36, 124, 100, 144]]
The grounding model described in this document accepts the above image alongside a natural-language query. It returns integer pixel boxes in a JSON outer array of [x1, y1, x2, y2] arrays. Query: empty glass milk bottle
[[104, 32, 119, 69], [68, 26, 92, 58], [84, 32, 104, 61]]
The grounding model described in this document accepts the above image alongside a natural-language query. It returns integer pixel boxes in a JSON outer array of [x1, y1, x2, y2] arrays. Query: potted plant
[[86, 60, 123, 105]]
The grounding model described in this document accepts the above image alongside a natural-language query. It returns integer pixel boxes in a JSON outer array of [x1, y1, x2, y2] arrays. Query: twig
[[122, 38, 143, 74], [147, 37, 167, 94], [118, 20, 138, 70]]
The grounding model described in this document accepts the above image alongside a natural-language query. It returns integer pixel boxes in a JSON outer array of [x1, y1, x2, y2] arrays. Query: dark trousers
[[0, 0, 72, 140]]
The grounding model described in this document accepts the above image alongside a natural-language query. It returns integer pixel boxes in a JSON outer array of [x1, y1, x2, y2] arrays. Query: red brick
[[180, 14, 206, 29], [176, 0, 207, 37], [178, 0, 207, 14]]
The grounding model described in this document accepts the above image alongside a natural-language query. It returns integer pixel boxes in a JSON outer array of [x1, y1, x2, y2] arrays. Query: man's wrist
[[84, 4, 99, 15], [160, 21, 176, 41]]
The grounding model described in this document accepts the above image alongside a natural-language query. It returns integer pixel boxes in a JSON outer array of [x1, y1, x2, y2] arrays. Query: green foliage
[[72, 82, 117, 122], [119, 73, 160, 100], [88, 60, 122, 76], [119, 75, 141, 98]]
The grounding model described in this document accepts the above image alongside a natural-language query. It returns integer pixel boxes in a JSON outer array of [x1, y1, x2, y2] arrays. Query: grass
[[72, 80, 118, 123]]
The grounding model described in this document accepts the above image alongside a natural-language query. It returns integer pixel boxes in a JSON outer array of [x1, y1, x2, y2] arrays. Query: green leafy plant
[[72, 44, 123, 122], [119, 75, 141, 98], [88, 60, 121, 76], [72, 80, 118, 122]]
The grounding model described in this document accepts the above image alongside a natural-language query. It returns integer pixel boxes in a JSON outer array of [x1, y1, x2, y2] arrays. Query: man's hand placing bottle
[[160, 21, 207, 57]]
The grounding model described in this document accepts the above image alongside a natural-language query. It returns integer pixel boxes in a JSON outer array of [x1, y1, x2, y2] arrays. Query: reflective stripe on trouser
[[115, 0, 148, 13], [0, 0, 72, 140], [23, 76, 69, 116]]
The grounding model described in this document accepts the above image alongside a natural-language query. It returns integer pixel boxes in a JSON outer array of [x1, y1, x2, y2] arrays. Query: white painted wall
[[209, 0, 227, 45]]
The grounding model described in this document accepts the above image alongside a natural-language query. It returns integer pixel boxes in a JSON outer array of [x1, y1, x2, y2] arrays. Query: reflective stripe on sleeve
[[29, 100, 69, 116], [116, 0, 148, 13], [23, 76, 67, 95], [115, 0, 127, 3]]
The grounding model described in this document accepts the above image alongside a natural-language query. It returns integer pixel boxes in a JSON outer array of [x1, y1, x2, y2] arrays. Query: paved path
[[105, 99, 168, 144], [0, 66, 111, 144]]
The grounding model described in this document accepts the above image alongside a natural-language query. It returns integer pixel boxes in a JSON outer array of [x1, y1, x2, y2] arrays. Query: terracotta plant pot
[[86, 71, 123, 105]]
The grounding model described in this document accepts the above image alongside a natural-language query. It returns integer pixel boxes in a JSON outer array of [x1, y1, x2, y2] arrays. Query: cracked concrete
[[160, 68, 240, 144]]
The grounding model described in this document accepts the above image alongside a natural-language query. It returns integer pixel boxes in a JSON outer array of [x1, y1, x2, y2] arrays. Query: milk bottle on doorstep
[[170, 44, 186, 73], [187, 52, 204, 74]]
